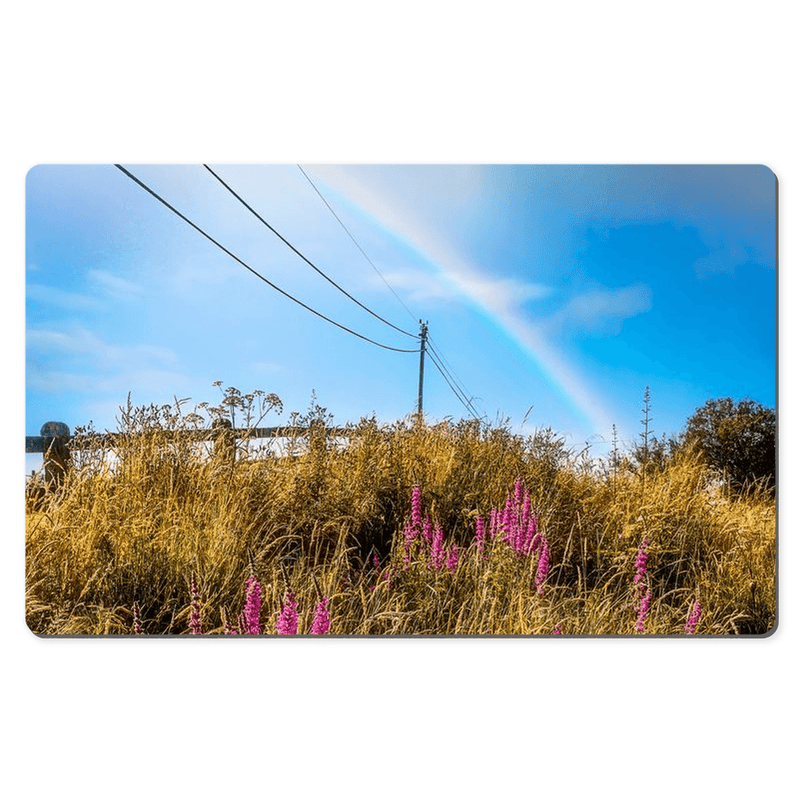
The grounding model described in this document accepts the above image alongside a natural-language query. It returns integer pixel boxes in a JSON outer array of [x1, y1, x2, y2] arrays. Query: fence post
[[212, 418, 235, 465], [41, 421, 71, 492]]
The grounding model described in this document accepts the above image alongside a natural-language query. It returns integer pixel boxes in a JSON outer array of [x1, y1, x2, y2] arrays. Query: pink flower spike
[[636, 590, 652, 633], [189, 573, 202, 635], [242, 575, 262, 635], [552, 627, 562, 635], [411, 485, 422, 529], [634, 537, 649, 585], [430, 524, 445, 571], [514, 478, 524, 507], [422, 516, 433, 543], [310, 597, 331, 635], [474, 516, 486, 558], [535, 537, 550, 594], [276, 592, 299, 635], [684, 601, 702, 635], [446, 544, 459, 573]]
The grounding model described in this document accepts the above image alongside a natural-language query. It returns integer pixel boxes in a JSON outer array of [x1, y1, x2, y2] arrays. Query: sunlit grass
[[25, 390, 776, 636]]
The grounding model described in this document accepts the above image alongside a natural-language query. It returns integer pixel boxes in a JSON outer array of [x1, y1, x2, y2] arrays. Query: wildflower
[[411, 485, 422, 529], [635, 590, 652, 633], [684, 601, 702, 635], [523, 516, 539, 556], [189, 572, 202, 635], [430, 524, 445, 571], [474, 516, 486, 558], [242, 575, 262, 635], [276, 592, 299, 635], [552, 626, 562, 635], [634, 537, 649, 586], [132, 601, 143, 635], [446, 544, 459, 573], [535, 536, 550, 594], [422, 516, 433, 544], [488, 508, 499, 540], [514, 478, 524, 507], [310, 596, 331, 635]]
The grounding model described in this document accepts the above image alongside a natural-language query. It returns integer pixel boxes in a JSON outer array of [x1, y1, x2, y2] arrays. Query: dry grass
[[25, 392, 776, 635]]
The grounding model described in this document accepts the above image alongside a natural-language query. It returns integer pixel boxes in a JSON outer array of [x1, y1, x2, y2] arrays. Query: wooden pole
[[40, 421, 70, 492], [417, 320, 428, 417]]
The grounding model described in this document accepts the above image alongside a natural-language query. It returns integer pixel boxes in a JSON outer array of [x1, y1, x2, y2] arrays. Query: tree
[[678, 397, 775, 492]]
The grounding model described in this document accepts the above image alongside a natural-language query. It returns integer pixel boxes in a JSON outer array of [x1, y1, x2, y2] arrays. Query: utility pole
[[417, 320, 428, 417]]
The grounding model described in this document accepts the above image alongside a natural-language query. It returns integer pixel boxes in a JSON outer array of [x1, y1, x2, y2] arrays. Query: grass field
[[25, 391, 776, 636]]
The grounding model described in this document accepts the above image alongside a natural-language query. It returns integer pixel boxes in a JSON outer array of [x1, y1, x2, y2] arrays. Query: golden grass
[[25, 398, 776, 636]]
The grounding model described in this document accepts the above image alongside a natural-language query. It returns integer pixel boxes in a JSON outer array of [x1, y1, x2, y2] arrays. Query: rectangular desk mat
[[25, 164, 777, 636]]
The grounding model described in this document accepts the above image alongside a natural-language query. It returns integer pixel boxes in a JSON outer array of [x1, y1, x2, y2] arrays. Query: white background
[[5, 2, 795, 798]]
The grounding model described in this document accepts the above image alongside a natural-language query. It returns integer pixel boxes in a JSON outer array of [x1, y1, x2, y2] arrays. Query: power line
[[427, 336, 482, 416], [113, 165, 420, 354], [426, 346, 482, 420], [295, 165, 484, 419], [296, 165, 419, 326], [204, 165, 417, 339]]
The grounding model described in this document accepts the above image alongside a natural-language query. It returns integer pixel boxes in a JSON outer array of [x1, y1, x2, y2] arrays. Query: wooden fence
[[26, 419, 349, 492]]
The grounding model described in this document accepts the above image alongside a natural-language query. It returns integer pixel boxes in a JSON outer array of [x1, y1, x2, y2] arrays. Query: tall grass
[[25, 391, 776, 635]]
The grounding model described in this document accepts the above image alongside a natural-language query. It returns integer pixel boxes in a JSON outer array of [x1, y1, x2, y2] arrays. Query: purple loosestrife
[[685, 601, 702, 635], [189, 572, 202, 635], [446, 544, 459, 573], [422, 516, 433, 544], [474, 516, 486, 559], [310, 597, 331, 635], [488, 508, 498, 540], [242, 575, 262, 635], [636, 590, 652, 633], [132, 601, 143, 635], [430, 524, 445, 571], [514, 478, 524, 507], [411, 485, 422, 529], [523, 516, 539, 557], [634, 537, 649, 586], [535, 536, 550, 594], [276, 592, 299, 635]]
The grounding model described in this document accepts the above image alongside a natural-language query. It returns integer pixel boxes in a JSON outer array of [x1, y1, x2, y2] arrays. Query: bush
[[677, 397, 775, 492]]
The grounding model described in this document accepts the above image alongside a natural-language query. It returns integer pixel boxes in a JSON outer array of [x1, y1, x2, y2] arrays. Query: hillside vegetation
[[25, 389, 776, 635]]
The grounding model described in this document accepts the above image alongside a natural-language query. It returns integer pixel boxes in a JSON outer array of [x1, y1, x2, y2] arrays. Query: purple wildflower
[[132, 601, 143, 635], [422, 516, 433, 544], [635, 590, 652, 633], [474, 516, 486, 558], [446, 544, 459, 573], [242, 575, 262, 635], [514, 478, 524, 507], [488, 508, 498, 540], [310, 596, 331, 635], [552, 626, 562, 635], [634, 537, 649, 586], [189, 572, 202, 635], [521, 492, 532, 531], [411, 485, 422, 529], [430, 524, 445, 571], [535, 536, 550, 594], [276, 592, 299, 635], [684, 601, 702, 635]]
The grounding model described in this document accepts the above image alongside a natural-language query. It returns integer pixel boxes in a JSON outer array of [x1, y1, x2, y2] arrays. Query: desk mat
[[25, 164, 777, 636]]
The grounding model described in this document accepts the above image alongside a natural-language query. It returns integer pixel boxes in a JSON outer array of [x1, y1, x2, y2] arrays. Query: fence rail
[[26, 419, 351, 493]]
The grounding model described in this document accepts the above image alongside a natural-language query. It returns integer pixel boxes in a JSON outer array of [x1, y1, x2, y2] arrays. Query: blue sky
[[25, 164, 776, 471]]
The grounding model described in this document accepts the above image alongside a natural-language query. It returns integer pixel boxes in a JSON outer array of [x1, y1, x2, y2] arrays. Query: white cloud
[[88, 269, 144, 300], [26, 283, 100, 311], [548, 284, 653, 336]]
